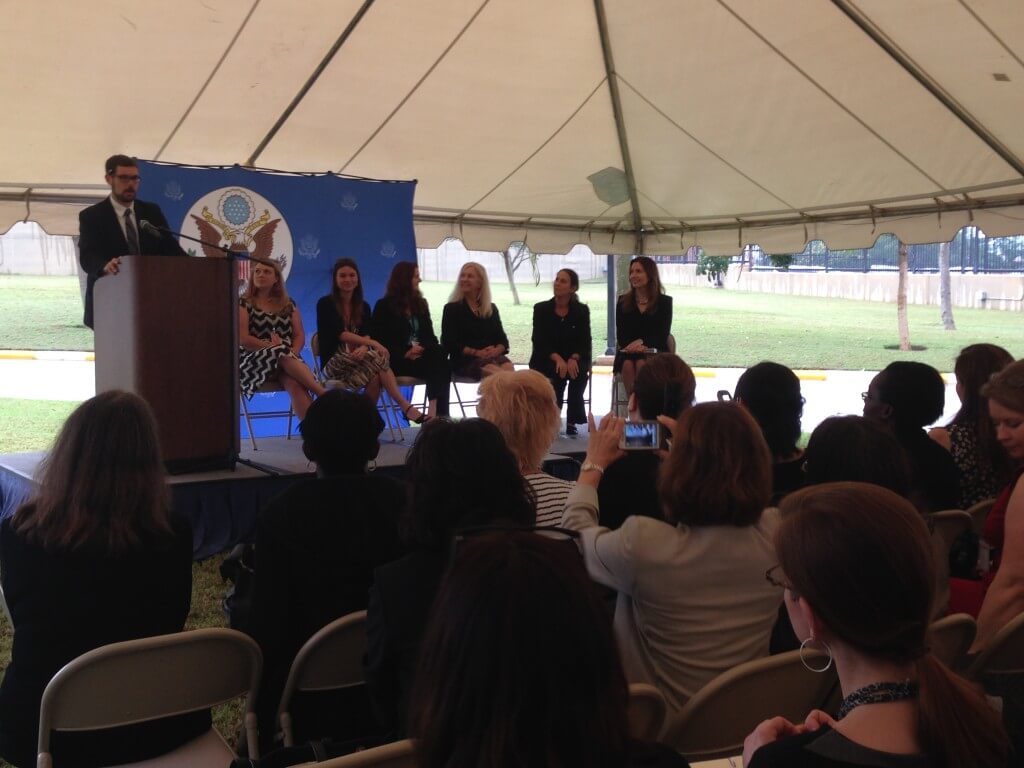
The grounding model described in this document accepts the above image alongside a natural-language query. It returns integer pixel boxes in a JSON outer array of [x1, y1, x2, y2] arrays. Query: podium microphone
[[139, 220, 273, 266]]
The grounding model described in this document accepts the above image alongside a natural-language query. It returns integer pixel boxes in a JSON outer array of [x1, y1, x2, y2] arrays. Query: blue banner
[[137, 161, 417, 438]]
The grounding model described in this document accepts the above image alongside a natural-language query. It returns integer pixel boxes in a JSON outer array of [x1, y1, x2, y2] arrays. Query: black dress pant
[[391, 347, 450, 416]]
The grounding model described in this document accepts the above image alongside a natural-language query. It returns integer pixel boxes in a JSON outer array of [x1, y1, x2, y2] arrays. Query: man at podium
[[78, 154, 186, 329]]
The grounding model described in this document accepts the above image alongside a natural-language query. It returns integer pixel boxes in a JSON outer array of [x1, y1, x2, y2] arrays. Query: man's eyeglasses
[[113, 174, 141, 183]]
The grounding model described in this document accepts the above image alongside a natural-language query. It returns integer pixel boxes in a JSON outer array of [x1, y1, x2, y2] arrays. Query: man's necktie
[[124, 208, 141, 256]]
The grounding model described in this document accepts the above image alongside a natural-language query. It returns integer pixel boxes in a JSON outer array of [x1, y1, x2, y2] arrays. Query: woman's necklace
[[837, 680, 917, 720]]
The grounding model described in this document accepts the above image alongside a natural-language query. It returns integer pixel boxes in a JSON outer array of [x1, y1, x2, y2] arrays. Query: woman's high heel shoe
[[403, 405, 429, 424]]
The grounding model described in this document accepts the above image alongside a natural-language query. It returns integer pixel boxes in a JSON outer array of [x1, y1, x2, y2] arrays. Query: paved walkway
[[0, 351, 961, 433]]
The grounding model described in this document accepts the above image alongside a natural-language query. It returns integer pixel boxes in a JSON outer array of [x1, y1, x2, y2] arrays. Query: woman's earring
[[799, 636, 833, 673]]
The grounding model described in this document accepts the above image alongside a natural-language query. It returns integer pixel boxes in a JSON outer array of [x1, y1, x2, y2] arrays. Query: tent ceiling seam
[[156, 0, 263, 161], [833, 0, 1024, 178], [462, 77, 608, 215], [337, 0, 493, 175], [247, 0, 377, 167], [594, 0, 642, 254], [956, 0, 1024, 74], [616, 75, 796, 212], [719, 0, 949, 191]]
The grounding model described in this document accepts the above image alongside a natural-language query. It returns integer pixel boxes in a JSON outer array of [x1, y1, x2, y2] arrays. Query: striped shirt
[[524, 472, 575, 528]]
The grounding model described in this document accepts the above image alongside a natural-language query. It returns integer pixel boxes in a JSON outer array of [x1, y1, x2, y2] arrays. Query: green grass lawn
[[0, 275, 93, 351]]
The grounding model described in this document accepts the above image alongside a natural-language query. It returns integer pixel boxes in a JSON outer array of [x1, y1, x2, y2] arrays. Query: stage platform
[[0, 428, 588, 560]]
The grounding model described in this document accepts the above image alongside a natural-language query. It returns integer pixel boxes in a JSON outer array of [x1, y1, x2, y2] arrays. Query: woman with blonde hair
[[239, 260, 325, 419], [0, 392, 206, 767], [478, 369, 572, 526], [562, 403, 781, 716], [441, 262, 514, 380], [743, 482, 1007, 768]]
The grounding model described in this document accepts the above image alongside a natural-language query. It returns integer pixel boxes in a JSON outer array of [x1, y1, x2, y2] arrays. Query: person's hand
[[349, 345, 368, 361], [803, 709, 836, 732], [623, 339, 645, 353], [372, 342, 390, 362], [269, 332, 283, 347], [553, 354, 568, 378], [103, 257, 121, 276], [567, 357, 580, 379], [582, 413, 625, 473], [406, 343, 424, 360], [742, 716, 803, 765], [483, 345, 502, 358]]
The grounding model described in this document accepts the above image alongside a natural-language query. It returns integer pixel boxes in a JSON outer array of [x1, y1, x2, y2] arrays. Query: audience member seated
[[371, 261, 450, 418], [239, 260, 326, 420], [614, 256, 673, 396], [316, 258, 426, 423], [743, 482, 1008, 768], [930, 344, 1015, 508], [529, 268, 592, 435], [244, 390, 405, 751], [441, 262, 514, 380], [973, 359, 1024, 649], [862, 361, 959, 512], [478, 369, 571, 527], [408, 531, 689, 768], [562, 404, 782, 717], [597, 353, 696, 530], [803, 416, 911, 495], [735, 361, 806, 504], [365, 419, 534, 739], [0, 392, 206, 768]]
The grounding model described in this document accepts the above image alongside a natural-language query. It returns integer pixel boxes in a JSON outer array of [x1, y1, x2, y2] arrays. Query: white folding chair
[[37, 628, 262, 768], [315, 739, 415, 767], [277, 610, 368, 747], [928, 613, 977, 670], [627, 683, 667, 742], [451, 374, 480, 418]]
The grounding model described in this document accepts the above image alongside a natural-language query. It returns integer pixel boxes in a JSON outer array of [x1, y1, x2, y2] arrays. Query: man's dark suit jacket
[[78, 197, 186, 328]]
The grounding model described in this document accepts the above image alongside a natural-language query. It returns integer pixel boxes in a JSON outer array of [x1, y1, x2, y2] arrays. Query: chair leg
[[452, 380, 468, 419], [286, 405, 294, 440], [240, 395, 259, 451]]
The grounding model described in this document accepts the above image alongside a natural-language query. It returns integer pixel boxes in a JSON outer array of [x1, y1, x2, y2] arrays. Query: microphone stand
[[140, 220, 285, 477]]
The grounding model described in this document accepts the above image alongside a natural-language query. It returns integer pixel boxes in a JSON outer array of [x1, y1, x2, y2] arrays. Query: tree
[[501, 241, 540, 305], [938, 240, 956, 330], [696, 252, 730, 287], [897, 241, 911, 351]]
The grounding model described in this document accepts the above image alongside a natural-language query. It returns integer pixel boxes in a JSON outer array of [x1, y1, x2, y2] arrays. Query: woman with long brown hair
[[0, 391, 206, 767], [239, 259, 325, 419], [743, 482, 1007, 768], [371, 261, 450, 418], [316, 258, 427, 422], [614, 256, 673, 396]]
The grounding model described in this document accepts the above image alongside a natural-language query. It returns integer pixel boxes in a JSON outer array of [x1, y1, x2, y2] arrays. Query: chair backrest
[[968, 610, 1024, 680], [311, 331, 323, 377], [315, 739, 415, 767], [277, 610, 368, 746], [626, 683, 667, 742], [928, 510, 973, 553], [662, 649, 838, 761], [966, 497, 995, 536], [37, 628, 262, 764], [927, 613, 977, 669]]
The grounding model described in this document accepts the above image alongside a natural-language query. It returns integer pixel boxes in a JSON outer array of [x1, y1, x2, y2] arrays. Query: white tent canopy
[[4, 0, 1024, 255]]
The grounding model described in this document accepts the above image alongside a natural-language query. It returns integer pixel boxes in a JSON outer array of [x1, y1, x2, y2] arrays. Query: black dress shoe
[[566, 423, 578, 436]]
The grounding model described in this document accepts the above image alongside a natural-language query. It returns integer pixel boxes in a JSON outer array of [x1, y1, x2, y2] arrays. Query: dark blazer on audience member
[[897, 429, 960, 513], [597, 453, 664, 530], [246, 474, 405, 748], [529, 298, 591, 373], [365, 549, 448, 739], [441, 299, 510, 368], [0, 514, 207, 768], [78, 197, 187, 329]]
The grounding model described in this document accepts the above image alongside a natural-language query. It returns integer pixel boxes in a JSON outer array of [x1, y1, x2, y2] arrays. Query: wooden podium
[[94, 255, 239, 473]]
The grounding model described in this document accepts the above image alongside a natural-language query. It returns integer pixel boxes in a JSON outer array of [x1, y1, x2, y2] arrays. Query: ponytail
[[916, 653, 1007, 768]]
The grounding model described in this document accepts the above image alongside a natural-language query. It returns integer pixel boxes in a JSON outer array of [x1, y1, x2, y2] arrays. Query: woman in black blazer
[[371, 261, 450, 418], [441, 262, 514, 380], [529, 269, 591, 435], [614, 256, 673, 396]]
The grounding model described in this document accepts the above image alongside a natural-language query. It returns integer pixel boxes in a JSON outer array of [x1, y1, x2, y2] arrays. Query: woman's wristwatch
[[580, 461, 605, 475]]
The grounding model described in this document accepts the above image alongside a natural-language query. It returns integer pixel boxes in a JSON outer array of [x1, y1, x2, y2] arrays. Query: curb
[[0, 350, 95, 362]]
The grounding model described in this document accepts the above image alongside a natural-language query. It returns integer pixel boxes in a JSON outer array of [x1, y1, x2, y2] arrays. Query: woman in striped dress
[[239, 260, 326, 420]]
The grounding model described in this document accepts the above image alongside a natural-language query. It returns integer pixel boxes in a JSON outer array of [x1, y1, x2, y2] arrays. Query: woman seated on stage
[[239, 260, 325, 420], [0, 392, 206, 768], [478, 369, 572, 527], [614, 256, 673, 396], [409, 532, 689, 768], [365, 419, 534, 739], [529, 268, 591, 435], [561, 403, 781, 717], [316, 258, 427, 423], [743, 482, 1007, 768], [372, 261, 450, 419], [441, 261, 514, 380]]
